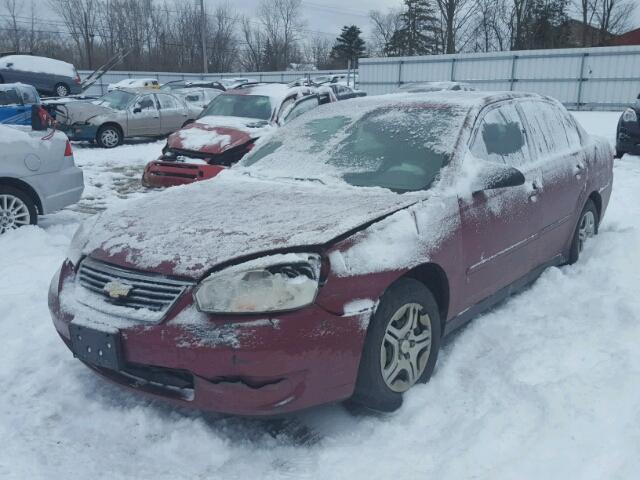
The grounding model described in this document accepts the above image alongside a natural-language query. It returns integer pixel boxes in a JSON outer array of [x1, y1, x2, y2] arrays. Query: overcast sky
[[25, 0, 640, 45]]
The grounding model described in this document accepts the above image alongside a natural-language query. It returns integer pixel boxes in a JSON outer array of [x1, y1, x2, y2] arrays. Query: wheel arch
[[588, 190, 602, 223], [0, 177, 43, 214], [97, 122, 124, 140], [403, 262, 450, 332]]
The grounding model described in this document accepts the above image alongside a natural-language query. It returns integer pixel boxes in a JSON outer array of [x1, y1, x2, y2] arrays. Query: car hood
[[56, 102, 116, 125], [167, 116, 272, 154], [77, 171, 424, 279]]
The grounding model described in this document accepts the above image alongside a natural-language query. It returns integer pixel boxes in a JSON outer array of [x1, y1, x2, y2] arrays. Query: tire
[[0, 186, 37, 234], [567, 198, 599, 265], [54, 83, 70, 97], [96, 125, 122, 149], [349, 278, 442, 412]]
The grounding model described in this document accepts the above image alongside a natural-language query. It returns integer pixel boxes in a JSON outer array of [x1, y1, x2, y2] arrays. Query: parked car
[[0, 55, 82, 97], [172, 87, 223, 110], [0, 124, 83, 233], [396, 81, 474, 93], [141, 83, 321, 187], [161, 80, 225, 92], [615, 98, 640, 157], [329, 84, 367, 101], [0, 83, 41, 125], [219, 77, 257, 89], [107, 78, 160, 92], [312, 73, 358, 87], [55, 88, 200, 148], [50, 91, 613, 415]]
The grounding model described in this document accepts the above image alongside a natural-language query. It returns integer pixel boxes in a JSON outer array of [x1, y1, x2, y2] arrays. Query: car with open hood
[[141, 83, 328, 188], [50, 91, 613, 415], [55, 88, 201, 148]]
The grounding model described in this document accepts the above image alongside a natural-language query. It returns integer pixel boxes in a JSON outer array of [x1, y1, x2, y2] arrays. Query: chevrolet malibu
[[49, 92, 613, 415]]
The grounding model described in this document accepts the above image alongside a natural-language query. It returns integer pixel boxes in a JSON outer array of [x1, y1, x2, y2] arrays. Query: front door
[[127, 94, 160, 136], [458, 102, 545, 306]]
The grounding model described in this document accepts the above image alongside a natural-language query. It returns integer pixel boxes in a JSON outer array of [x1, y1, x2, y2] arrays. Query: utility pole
[[200, 0, 208, 74]]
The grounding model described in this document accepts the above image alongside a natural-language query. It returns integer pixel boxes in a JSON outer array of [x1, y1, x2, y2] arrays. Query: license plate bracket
[[69, 323, 123, 371]]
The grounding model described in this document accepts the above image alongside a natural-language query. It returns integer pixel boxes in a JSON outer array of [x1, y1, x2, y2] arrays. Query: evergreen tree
[[385, 0, 438, 56], [329, 25, 366, 68]]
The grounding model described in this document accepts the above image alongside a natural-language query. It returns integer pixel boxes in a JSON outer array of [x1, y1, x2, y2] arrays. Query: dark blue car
[[0, 83, 40, 125]]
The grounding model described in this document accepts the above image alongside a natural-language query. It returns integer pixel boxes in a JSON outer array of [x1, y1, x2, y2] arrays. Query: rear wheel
[[54, 83, 70, 97], [0, 186, 37, 234], [96, 125, 122, 148], [568, 199, 598, 264], [350, 278, 441, 412]]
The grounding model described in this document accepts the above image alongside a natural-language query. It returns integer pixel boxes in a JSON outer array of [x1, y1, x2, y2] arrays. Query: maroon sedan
[[49, 92, 613, 415]]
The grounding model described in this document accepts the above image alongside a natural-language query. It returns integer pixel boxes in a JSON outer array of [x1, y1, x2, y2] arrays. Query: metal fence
[[78, 69, 351, 97], [359, 45, 640, 110]]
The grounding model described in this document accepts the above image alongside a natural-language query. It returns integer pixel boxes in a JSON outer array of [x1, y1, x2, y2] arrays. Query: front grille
[[77, 257, 194, 322], [166, 140, 253, 167]]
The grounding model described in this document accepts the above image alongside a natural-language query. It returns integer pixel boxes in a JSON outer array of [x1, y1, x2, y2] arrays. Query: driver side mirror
[[133, 105, 142, 114], [473, 164, 525, 194]]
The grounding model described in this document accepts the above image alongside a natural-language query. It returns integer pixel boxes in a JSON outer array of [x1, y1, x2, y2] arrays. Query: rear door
[[127, 94, 160, 136], [518, 100, 588, 259], [458, 102, 545, 305], [156, 93, 187, 134]]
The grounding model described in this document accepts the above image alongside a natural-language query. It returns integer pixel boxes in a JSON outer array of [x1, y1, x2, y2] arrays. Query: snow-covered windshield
[[201, 94, 272, 120], [93, 90, 135, 110], [240, 102, 468, 192]]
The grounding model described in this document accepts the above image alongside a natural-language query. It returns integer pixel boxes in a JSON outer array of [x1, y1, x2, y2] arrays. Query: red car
[[50, 92, 613, 415], [142, 83, 333, 188]]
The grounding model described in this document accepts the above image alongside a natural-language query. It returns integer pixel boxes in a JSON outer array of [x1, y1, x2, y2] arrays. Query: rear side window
[[156, 94, 179, 110], [519, 101, 580, 158], [471, 103, 530, 167], [0, 88, 21, 106]]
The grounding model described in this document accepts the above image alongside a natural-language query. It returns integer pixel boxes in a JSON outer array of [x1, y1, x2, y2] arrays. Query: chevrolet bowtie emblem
[[103, 281, 133, 300]]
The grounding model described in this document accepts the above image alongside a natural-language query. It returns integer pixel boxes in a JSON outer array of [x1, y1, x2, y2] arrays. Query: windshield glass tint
[[94, 90, 135, 110], [240, 103, 466, 192], [201, 94, 272, 120]]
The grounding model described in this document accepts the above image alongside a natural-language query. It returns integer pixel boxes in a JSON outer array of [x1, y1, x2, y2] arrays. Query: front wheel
[[567, 199, 599, 264], [0, 186, 37, 234], [55, 83, 70, 97], [96, 125, 122, 148], [350, 278, 441, 412]]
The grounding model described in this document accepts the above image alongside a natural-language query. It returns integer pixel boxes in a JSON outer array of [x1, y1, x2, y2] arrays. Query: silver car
[[0, 124, 84, 233], [56, 88, 201, 148]]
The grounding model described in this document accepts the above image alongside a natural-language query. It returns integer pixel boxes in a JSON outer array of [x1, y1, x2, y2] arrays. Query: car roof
[[224, 83, 310, 101]]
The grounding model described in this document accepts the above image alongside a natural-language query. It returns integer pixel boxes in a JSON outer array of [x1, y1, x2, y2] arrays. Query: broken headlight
[[194, 254, 321, 314]]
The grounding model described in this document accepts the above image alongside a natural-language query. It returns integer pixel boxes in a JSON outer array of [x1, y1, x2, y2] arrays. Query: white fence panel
[[359, 45, 640, 109]]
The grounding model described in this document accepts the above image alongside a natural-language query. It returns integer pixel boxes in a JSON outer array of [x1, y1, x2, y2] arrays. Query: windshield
[[0, 89, 20, 106], [239, 103, 467, 192], [200, 94, 272, 120], [93, 90, 135, 110]]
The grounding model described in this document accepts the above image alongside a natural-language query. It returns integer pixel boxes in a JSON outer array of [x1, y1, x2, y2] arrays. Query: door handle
[[528, 181, 539, 202], [573, 163, 585, 179]]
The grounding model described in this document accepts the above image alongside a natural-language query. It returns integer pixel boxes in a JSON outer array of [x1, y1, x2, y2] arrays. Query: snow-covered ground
[[1, 111, 639, 479]]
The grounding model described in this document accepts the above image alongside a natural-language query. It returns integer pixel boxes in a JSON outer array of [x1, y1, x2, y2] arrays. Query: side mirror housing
[[473, 165, 525, 193], [133, 106, 142, 114]]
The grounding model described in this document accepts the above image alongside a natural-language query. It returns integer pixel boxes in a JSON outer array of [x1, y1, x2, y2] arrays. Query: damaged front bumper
[[49, 261, 371, 415], [59, 123, 99, 142], [142, 160, 225, 188]]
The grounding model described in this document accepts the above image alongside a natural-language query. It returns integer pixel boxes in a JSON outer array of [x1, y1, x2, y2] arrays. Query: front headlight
[[622, 108, 637, 123], [194, 253, 321, 314]]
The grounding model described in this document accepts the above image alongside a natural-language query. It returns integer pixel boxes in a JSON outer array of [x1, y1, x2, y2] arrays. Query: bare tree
[[369, 8, 403, 56], [258, 0, 305, 70], [49, 0, 99, 68], [208, 3, 239, 73], [435, 0, 477, 53], [2, 0, 23, 52], [595, 0, 636, 43], [304, 35, 332, 69]]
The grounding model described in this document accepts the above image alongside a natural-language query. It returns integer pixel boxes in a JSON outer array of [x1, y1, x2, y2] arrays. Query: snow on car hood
[[55, 102, 114, 125], [76, 170, 425, 278], [168, 116, 272, 154]]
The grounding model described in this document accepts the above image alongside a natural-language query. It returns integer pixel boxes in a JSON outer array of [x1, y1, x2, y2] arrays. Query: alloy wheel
[[380, 302, 432, 393], [100, 129, 119, 148], [56, 85, 69, 96], [578, 210, 596, 252], [0, 194, 31, 233]]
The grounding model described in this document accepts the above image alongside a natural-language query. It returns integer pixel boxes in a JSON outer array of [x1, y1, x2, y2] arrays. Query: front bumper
[[49, 262, 370, 415], [142, 161, 225, 188], [617, 119, 640, 155], [60, 124, 99, 142]]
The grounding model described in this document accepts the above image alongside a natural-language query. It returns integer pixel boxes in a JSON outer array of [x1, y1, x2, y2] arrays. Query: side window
[[519, 101, 574, 158], [283, 97, 320, 124], [277, 96, 297, 120], [136, 95, 157, 112], [19, 86, 38, 104], [470, 106, 530, 167], [156, 94, 179, 110], [556, 108, 582, 149]]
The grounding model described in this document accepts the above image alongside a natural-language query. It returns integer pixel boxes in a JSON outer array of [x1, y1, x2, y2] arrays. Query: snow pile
[[0, 55, 76, 78], [176, 127, 232, 151]]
